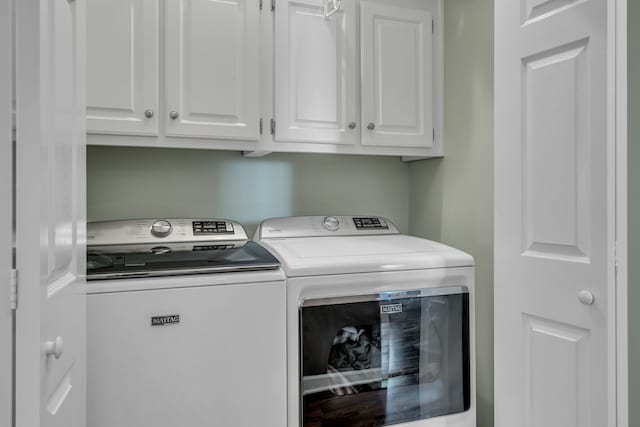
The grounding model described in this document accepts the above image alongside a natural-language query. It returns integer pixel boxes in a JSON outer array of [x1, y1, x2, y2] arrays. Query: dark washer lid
[[87, 241, 280, 280]]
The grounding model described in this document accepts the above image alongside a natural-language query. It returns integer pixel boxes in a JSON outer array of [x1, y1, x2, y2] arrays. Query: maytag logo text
[[151, 314, 180, 326], [380, 304, 403, 314]]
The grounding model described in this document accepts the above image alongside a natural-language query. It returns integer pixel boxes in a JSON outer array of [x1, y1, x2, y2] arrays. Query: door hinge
[[432, 128, 435, 141], [271, 0, 275, 12], [259, 118, 263, 135], [432, 19, 434, 34], [259, 0, 263, 10], [10, 269, 17, 310], [270, 118, 276, 135]]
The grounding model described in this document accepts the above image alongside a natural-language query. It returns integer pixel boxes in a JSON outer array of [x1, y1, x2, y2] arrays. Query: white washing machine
[[86, 218, 286, 427], [254, 215, 476, 427]]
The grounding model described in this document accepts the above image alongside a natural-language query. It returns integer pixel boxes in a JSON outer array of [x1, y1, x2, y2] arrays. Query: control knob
[[151, 220, 173, 238], [322, 216, 340, 231]]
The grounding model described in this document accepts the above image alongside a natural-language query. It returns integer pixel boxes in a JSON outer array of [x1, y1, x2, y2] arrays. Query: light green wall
[[88, 0, 494, 422], [87, 147, 410, 236], [629, 0, 639, 424], [408, 1, 493, 427]]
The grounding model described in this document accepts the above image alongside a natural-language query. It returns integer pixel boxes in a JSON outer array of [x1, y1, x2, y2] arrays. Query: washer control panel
[[192, 220, 234, 235], [88, 218, 247, 246], [353, 217, 388, 230], [255, 215, 400, 239]]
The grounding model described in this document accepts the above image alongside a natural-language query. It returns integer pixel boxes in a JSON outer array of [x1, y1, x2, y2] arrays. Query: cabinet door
[[165, 0, 260, 140], [360, 2, 433, 148], [86, 0, 159, 135], [274, 0, 357, 144]]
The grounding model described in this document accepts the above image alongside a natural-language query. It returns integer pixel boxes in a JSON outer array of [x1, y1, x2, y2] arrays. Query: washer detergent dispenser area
[[86, 218, 280, 280]]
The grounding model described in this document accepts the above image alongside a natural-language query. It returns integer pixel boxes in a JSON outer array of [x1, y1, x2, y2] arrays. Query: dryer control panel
[[352, 217, 389, 230], [255, 215, 400, 239]]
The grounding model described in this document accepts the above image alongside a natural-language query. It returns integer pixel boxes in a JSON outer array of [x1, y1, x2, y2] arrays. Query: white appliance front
[[287, 267, 476, 427], [87, 271, 286, 427]]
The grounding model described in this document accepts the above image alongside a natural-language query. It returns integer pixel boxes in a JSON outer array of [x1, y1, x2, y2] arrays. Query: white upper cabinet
[[86, 0, 159, 136], [165, 0, 261, 140], [274, 0, 358, 144], [360, 1, 433, 148], [85, 0, 442, 157], [268, 0, 442, 157]]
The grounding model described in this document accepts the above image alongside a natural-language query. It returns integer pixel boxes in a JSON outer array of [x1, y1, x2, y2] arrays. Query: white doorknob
[[578, 290, 595, 306], [44, 336, 64, 359]]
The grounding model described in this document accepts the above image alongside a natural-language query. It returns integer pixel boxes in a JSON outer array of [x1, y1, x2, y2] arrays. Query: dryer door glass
[[299, 287, 470, 426]]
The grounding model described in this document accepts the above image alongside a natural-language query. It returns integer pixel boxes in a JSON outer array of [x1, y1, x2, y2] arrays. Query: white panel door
[[15, 0, 86, 426], [360, 1, 433, 148], [86, 0, 159, 135], [274, 0, 357, 144], [0, 0, 13, 425], [166, 0, 260, 140], [494, 1, 613, 427]]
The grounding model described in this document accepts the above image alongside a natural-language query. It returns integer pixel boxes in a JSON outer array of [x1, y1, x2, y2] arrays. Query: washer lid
[[258, 234, 474, 277], [87, 241, 280, 280]]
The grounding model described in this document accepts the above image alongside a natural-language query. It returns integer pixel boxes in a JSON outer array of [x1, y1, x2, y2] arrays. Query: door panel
[[522, 40, 590, 261], [274, 0, 357, 144], [522, 315, 591, 427], [42, 1, 86, 425], [86, 0, 158, 135], [361, 2, 433, 148], [494, 0, 610, 426], [15, 0, 86, 426], [165, 0, 260, 140]]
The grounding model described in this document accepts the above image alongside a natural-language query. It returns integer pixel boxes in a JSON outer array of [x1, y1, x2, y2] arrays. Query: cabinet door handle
[[367, 122, 375, 130], [348, 122, 357, 130], [144, 109, 154, 118], [169, 111, 179, 120]]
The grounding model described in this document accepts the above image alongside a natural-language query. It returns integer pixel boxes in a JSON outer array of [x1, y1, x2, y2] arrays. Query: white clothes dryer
[[254, 215, 476, 427]]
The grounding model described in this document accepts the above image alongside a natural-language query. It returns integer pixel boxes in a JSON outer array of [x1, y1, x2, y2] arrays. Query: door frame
[[0, 0, 14, 425], [14, 0, 46, 424], [612, 0, 628, 425]]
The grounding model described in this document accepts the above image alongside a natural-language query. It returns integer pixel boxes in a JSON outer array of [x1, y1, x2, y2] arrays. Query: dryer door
[[299, 287, 470, 426]]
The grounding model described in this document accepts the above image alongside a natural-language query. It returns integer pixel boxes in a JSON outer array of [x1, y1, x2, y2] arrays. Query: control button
[[151, 220, 173, 238], [150, 246, 172, 255], [322, 216, 340, 231]]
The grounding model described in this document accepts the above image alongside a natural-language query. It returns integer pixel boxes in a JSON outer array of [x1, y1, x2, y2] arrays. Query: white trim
[[607, 0, 618, 425], [608, 0, 629, 426], [14, 0, 42, 425], [0, 0, 13, 426], [614, 0, 629, 425]]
